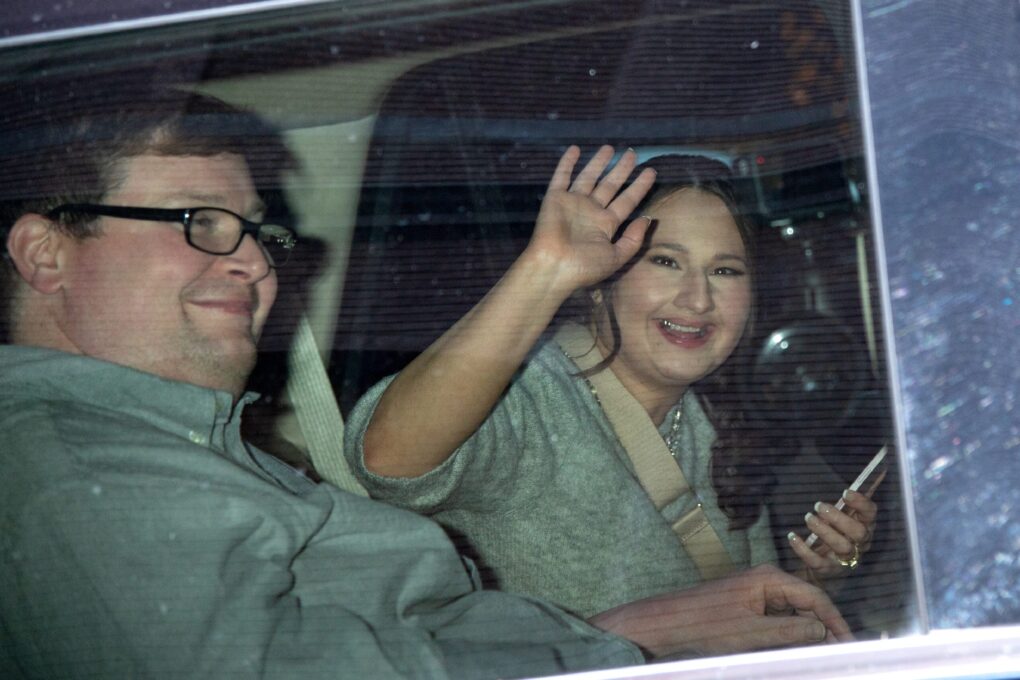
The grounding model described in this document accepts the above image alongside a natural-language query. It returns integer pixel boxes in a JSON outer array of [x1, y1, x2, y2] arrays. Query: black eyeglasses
[[47, 203, 297, 268]]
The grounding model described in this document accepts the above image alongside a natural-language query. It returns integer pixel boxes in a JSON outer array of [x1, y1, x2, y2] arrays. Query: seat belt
[[287, 315, 368, 496]]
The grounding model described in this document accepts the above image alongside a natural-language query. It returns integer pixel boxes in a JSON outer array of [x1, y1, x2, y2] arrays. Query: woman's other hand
[[526, 145, 657, 295], [787, 480, 882, 580]]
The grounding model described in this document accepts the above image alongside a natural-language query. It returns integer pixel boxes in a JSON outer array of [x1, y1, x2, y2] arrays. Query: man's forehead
[[108, 152, 262, 211]]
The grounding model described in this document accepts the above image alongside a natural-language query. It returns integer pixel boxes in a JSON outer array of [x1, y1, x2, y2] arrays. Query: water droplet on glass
[[926, 455, 952, 478]]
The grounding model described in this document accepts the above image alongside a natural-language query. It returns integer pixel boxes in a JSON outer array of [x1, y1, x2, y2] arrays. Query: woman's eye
[[713, 266, 746, 276], [650, 254, 679, 269]]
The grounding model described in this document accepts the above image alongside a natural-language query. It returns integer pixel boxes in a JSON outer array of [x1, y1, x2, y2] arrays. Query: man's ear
[[5, 214, 68, 294]]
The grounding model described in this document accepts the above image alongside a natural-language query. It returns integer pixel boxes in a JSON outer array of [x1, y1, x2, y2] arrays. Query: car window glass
[[0, 0, 925, 671]]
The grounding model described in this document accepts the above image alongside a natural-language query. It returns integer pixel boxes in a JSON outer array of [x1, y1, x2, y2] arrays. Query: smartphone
[[804, 444, 889, 548]]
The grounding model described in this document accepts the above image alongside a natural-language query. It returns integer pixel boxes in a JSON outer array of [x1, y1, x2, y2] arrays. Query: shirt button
[[188, 430, 207, 445]]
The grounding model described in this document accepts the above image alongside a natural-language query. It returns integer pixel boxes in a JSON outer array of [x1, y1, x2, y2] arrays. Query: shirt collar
[[0, 345, 258, 438]]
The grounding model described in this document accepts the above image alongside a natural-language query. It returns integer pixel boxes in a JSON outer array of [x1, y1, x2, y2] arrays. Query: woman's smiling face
[[595, 187, 752, 417]]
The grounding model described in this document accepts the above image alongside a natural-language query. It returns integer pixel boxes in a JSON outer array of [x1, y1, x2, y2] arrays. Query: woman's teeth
[[659, 319, 706, 336]]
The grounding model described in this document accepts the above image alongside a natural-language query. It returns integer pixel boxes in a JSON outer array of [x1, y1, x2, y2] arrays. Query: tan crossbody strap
[[554, 324, 735, 581]]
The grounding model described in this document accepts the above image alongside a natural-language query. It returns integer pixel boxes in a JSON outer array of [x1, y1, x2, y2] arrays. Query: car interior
[[0, 0, 919, 662]]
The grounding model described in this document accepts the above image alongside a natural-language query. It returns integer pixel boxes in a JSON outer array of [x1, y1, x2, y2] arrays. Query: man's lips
[[189, 298, 256, 317]]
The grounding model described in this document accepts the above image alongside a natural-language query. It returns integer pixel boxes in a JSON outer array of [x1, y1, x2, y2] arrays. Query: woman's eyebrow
[[651, 242, 688, 253], [651, 242, 747, 264]]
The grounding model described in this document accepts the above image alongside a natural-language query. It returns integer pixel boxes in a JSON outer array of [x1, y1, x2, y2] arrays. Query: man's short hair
[[0, 78, 294, 341]]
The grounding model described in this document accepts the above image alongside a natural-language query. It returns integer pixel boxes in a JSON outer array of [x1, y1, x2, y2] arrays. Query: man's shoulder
[[0, 372, 151, 460], [0, 390, 88, 455]]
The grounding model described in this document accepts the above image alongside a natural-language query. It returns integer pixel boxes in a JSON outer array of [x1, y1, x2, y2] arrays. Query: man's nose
[[221, 233, 273, 280], [674, 271, 714, 313]]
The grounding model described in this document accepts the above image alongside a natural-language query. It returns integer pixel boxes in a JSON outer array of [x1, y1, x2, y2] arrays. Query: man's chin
[[176, 338, 258, 398]]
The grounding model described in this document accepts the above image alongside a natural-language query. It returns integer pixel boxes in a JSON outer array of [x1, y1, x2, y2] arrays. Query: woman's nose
[[674, 272, 714, 313]]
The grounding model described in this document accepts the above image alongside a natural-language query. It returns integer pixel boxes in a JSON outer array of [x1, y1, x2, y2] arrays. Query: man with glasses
[[0, 84, 850, 678]]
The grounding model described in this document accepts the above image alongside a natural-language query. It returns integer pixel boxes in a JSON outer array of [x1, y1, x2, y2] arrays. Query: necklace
[[577, 366, 685, 460], [663, 404, 684, 458]]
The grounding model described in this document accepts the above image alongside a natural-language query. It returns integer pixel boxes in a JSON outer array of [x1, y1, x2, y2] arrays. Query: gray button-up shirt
[[0, 346, 641, 679]]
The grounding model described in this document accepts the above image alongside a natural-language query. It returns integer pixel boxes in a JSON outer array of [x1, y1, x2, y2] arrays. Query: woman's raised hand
[[363, 145, 656, 480], [527, 145, 657, 293]]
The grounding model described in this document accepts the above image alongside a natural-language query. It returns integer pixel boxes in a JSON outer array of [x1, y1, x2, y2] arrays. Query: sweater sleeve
[[343, 343, 593, 515]]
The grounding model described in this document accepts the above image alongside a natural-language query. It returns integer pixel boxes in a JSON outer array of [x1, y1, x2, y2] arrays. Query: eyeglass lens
[[188, 208, 292, 266]]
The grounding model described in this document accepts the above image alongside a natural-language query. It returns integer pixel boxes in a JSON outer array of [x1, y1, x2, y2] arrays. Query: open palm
[[529, 145, 657, 291]]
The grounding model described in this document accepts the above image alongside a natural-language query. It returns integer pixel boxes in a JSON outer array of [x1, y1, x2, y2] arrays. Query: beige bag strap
[[555, 324, 735, 580]]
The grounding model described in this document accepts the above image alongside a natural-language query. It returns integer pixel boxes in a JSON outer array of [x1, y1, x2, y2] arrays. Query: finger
[[864, 467, 888, 498], [811, 503, 869, 545], [840, 490, 878, 550], [841, 489, 879, 524], [803, 512, 856, 561], [766, 580, 854, 643], [570, 145, 614, 194], [590, 147, 637, 206], [611, 216, 653, 265], [787, 532, 836, 573], [733, 615, 831, 651], [547, 145, 581, 193], [606, 166, 657, 224]]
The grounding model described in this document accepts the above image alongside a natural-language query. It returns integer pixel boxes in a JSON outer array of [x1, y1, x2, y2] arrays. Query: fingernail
[[843, 489, 854, 500], [804, 512, 814, 524], [787, 531, 798, 543], [641, 215, 653, 224], [814, 501, 823, 513], [811, 622, 827, 642]]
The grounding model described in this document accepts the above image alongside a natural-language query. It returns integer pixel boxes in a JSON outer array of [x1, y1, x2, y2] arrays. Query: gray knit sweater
[[344, 335, 777, 618]]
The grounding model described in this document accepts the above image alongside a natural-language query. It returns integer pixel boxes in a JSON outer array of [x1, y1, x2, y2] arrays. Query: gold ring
[[836, 543, 861, 569]]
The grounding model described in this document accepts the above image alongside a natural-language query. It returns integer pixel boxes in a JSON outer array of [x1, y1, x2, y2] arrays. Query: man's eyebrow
[[164, 192, 266, 217], [650, 242, 747, 263]]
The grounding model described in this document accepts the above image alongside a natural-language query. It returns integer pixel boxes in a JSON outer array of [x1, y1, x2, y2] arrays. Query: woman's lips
[[656, 318, 712, 348]]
